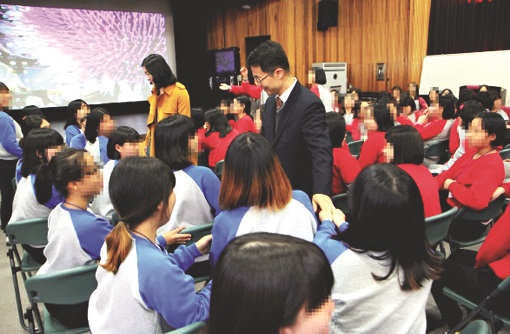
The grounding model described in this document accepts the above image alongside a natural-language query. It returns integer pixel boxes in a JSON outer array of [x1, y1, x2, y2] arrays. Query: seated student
[[357, 103, 394, 170], [19, 105, 45, 136], [207, 233, 335, 334], [88, 157, 212, 332], [435, 112, 506, 241], [0, 82, 23, 232], [415, 95, 456, 166], [391, 85, 402, 104], [431, 207, 510, 329], [36, 148, 113, 328], [326, 112, 360, 195], [384, 125, 441, 218], [340, 93, 360, 141], [91, 126, 140, 220], [15, 115, 51, 183], [475, 90, 494, 112], [231, 95, 255, 134], [210, 133, 318, 266], [9, 128, 64, 264], [314, 164, 442, 334], [199, 108, 239, 168], [489, 90, 509, 122], [408, 82, 428, 111], [64, 99, 89, 145], [429, 87, 440, 106], [432, 100, 484, 174], [70, 107, 115, 165], [396, 93, 420, 125], [219, 66, 264, 100], [154, 115, 221, 234], [441, 88, 454, 97]]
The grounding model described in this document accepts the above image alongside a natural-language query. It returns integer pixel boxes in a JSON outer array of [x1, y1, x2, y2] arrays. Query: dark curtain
[[427, 0, 510, 55]]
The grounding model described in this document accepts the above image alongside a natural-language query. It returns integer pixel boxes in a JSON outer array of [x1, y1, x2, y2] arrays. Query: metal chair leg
[[7, 246, 30, 331]]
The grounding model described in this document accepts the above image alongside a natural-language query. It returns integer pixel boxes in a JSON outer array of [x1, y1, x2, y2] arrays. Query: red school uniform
[[201, 129, 239, 168], [331, 146, 361, 196], [357, 131, 386, 170], [435, 148, 505, 211], [233, 115, 255, 134], [398, 164, 441, 218]]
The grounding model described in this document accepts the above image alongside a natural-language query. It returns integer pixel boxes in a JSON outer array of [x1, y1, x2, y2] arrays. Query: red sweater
[[475, 208, 510, 279], [357, 131, 386, 170], [396, 116, 415, 126], [435, 148, 505, 210], [398, 164, 441, 218], [414, 118, 449, 141], [200, 129, 239, 168], [449, 118, 461, 154], [234, 115, 255, 134], [331, 146, 361, 195], [346, 118, 361, 141], [230, 81, 262, 99]]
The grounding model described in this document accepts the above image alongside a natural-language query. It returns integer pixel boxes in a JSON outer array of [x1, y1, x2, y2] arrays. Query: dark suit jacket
[[262, 81, 332, 196]]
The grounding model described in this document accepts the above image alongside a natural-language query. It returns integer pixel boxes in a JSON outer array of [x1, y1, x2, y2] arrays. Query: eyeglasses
[[254, 69, 276, 83]]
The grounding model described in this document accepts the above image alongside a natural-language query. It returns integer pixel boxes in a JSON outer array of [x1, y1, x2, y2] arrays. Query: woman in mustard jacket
[[141, 54, 190, 156]]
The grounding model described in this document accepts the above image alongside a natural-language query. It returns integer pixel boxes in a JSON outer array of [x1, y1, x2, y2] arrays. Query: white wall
[[420, 50, 510, 106]]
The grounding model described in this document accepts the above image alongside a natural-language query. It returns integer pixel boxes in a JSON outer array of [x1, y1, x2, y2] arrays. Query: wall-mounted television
[[209, 47, 240, 75]]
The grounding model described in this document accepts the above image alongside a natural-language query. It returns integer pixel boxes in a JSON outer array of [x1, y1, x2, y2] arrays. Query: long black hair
[[21, 128, 64, 178], [64, 99, 88, 130], [205, 108, 233, 138], [339, 164, 442, 290], [84, 107, 108, 144]]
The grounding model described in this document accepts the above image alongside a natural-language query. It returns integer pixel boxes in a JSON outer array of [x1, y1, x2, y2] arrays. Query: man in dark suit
[[247, 41, 334, 213]]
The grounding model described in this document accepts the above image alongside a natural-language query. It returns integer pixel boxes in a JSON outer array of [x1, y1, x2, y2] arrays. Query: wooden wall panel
[[206, 0, 431, 93]]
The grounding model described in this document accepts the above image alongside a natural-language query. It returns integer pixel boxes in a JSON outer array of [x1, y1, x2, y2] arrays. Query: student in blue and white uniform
[[0, 82, 23, 231], [154, 115, 221, 234], [63, 99, 89, 145], [88, 157, 212, 333], [210, 132, 318, 266], [91, 126, 141, 220], [70, 107, 114, 165], [36, 148, 112, 328], [8, 128, 64, 264], [314, 164, 442, 334]]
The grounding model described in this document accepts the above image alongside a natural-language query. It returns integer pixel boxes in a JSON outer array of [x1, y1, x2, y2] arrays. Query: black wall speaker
[[317, 0, 338, 31]]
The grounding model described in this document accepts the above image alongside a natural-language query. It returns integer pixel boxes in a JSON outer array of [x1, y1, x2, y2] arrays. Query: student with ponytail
[[8, 128, 64, 264], [88, 157, 212, 333], [36, 148, 112, 328]]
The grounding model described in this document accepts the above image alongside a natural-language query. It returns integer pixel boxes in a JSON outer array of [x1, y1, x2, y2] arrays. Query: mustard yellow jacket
[[145, 82, 190, 156]]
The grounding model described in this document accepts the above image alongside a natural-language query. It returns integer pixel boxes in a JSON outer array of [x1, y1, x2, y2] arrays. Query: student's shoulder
[[215, 206, 250, 225]]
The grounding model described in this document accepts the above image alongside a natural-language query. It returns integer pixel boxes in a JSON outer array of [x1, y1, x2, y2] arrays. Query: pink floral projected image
[[0, 4, 167, 108]]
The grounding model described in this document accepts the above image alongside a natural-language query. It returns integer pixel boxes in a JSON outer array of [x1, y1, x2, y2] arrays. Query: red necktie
[[276, 96, 283, 110]]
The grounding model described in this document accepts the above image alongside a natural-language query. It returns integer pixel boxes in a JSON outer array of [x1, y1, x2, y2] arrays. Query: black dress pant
[[431, 249, 510, 329], [0, 159, 17, 230]]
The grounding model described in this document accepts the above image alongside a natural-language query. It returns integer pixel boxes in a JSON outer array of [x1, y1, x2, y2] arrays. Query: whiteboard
[[420, 50, 510, 106]]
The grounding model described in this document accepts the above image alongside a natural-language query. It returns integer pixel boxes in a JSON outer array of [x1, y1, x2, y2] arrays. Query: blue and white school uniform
[[314, 221, 432, 334], [210, 190, 317, 266], [65, 124, 81, 146], [9, 174, 64, 224], [157, 165, 221, 234], [91, 159, 119, 220], [70, 133, 109, 165], [0, 111, 23, 160], [37, 203, 112, 275], [88, 234, 211, 333]]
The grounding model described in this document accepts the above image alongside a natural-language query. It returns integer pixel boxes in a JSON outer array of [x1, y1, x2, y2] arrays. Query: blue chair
[[24, 263, 98, 334], [5, 217, 49, 331]]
